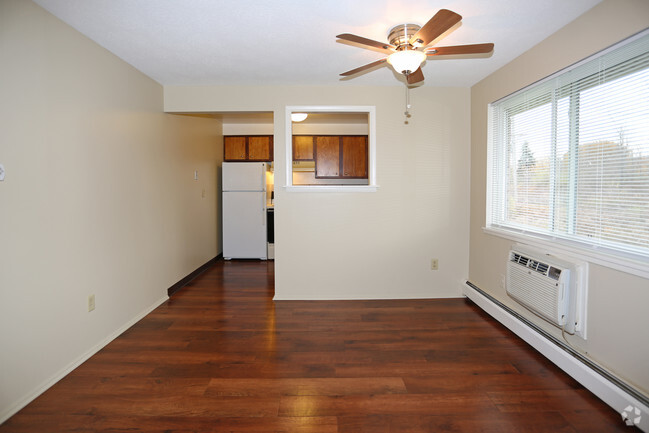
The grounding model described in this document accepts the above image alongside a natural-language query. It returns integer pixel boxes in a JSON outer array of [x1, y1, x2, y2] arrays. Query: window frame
[[284, 106, 378, 192], [485, 29, 649, 279]]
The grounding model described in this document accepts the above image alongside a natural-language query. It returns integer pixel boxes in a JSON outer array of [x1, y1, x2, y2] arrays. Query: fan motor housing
[[388, 23, 421, 49]]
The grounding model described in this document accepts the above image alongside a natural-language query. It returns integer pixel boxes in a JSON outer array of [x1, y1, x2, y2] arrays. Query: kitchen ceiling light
[[291, 113, 308, 122], [386, 49, 426, 75]]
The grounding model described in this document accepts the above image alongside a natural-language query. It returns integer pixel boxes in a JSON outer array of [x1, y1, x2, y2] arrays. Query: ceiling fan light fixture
[[338, 9, 493, 85], [387, 49, 426, 75], [291, 113, 308, 122]]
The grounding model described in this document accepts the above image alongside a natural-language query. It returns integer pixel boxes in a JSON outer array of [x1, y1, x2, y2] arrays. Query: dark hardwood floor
[[1, 260, 631, 432]]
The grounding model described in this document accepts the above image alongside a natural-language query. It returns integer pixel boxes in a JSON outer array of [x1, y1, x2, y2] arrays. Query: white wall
[[166, 85, 471, 300], [470, 0, 649, 395], [0, 0, 222, 421]]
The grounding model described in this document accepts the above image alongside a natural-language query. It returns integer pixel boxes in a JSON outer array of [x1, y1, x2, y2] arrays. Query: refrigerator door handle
[[261, 163, 266, 191], [262, 193, 266, 226]]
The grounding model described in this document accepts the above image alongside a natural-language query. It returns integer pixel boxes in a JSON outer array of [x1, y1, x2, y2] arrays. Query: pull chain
[[404, 85, 412, 124]]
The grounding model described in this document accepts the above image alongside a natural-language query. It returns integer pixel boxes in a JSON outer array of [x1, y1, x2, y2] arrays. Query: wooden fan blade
[[409, 9, 462, 47], [340, 58, 387, 76], [425, 43, 494, 56], [406, 67, 425, 84], [337, 33, 396, 54]]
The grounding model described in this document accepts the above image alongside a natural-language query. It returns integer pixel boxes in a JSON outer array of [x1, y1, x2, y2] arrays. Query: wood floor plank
[[402, 372, 581, 394], [332, 360, 520, 377], [338, 412, 579, 433], [91, 349, 257, 364], [278, 393, 499, 417], [20, 394, 280, 418], [488, 388, 621, 413], [4, 415, 338, 433], [0, 260, 630, 432], [45, 376, 211, 397], [205, 377, 407, 397]]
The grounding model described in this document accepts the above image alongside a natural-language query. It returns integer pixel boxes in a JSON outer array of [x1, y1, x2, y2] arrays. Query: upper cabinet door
[[248, 136, 273, 161], [224, 136, 273, 162], [293, 136, 314, 161], [342, 136, 368, 178], [224, 136, 247, 160], [315, 136, 340, 178]]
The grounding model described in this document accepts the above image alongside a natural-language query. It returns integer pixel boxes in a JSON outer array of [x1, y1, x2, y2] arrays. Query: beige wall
[[0, 0, 222, 421], [470, 0, 649, 395], [166, 85, 471, 300], [223, 123, 273, 135]]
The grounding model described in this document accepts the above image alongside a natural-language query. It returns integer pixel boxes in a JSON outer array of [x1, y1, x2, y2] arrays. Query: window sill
[[284, 185, 378, 193], [483, 226, 649, 280]]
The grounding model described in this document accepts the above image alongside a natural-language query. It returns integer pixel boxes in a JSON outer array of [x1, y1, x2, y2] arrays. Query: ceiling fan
[[337, 9, 494, 84]]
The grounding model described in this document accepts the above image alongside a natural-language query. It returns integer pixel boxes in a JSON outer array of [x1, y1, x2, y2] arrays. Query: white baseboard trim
[[0, 295, 169, 425], [462, 281, 648, 432]]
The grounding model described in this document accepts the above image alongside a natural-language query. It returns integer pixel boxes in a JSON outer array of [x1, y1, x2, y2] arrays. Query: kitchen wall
[[292, 122, 368, 135], [223, 123, 273, 135], [0, 0, 222, 421], [470, 0, 649, 395], [166, 85, 471, 300]]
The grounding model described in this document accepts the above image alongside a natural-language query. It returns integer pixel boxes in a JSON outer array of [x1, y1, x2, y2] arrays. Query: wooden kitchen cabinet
[[224, 136, 247, 161], [293, 136, 314, 161], [342, 136, 368, 178], [224, 136, 273, 162], [248, 136, 272, 161], [314, 136, 340, 177], [313, 135, 368, 179]]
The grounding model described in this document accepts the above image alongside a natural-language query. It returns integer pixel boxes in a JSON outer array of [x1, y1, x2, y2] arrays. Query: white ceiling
[[34, 0, 602, 87]]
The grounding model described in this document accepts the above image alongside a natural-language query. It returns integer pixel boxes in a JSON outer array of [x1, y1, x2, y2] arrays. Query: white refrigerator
[[222, 162, 267, 260]]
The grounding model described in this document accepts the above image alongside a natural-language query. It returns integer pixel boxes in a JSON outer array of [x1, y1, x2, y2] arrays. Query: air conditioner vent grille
[[535, 261, 549, 274], [509, 252, 552, 277]]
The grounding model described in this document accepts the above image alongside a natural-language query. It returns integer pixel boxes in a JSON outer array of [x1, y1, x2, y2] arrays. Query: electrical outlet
[[88, 294, 95, 312], [431, 258, 439, 270]]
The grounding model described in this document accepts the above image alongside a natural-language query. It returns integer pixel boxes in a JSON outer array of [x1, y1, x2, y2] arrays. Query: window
[[487, 30, 649, 268], [285, 106, 377, 192]]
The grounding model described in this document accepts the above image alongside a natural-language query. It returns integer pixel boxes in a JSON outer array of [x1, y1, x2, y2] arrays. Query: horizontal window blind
[[488, 30, 649, 260]]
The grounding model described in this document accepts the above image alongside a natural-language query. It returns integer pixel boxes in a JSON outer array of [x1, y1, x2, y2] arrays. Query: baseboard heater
[[462, 280, 648, 432]]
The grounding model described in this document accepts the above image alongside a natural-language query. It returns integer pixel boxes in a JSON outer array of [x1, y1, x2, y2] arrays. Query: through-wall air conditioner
[[506, 245, 588, 338]]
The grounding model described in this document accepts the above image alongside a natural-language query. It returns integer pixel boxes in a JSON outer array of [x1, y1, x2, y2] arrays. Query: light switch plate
[[0, 164, 5, 181]]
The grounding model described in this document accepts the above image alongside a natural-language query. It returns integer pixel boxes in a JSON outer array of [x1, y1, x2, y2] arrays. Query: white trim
[[285, 105, 377, 190], [462, 281, 648, 432], [0, 295, 169, 425], [284, 185, 378, 193], [483, 226, 649, 280]]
